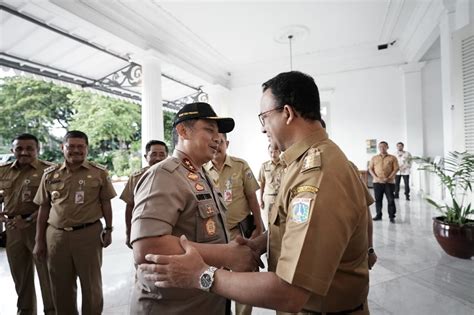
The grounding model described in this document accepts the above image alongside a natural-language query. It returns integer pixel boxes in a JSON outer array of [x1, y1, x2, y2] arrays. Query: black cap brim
[[208, 117, 235, 133]]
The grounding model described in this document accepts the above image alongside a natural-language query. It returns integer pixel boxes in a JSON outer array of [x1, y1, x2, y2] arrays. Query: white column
[[440, 7, 456, 156], [202, 84, 231, 116], [400, 62, 426, 195], [141, 56, 164, 166]]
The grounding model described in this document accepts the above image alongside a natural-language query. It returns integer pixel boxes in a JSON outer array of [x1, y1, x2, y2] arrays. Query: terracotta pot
[[432, 216, 474, 259]]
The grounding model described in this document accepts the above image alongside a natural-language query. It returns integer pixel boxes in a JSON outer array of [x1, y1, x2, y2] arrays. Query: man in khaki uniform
[[142, 71, 372, 315], [258, 143, 284, 224], [130, 102, 260, 314], [0, 133, 55, 315], [120, 139, 168, 248], [205, 133, 263, 315], [369, 141, 399, 223], [33, 130, 116, 315]]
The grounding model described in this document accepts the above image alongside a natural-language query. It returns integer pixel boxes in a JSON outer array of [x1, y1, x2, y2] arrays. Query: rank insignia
[[301, 148, 321, 172], [182, 158, 196, 171], [206, 205, 214, 215], [290, 198, 312, 224], [205, 218, 216, 236], [187, 172, 198, 181], [195, 183, 204, 191]]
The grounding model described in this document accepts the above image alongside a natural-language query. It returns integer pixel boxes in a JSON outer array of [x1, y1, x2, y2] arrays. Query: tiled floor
[[1, 183, 473, 314]]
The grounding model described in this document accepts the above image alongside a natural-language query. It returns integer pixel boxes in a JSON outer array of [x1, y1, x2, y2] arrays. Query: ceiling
[[1, 0, 442, 92]]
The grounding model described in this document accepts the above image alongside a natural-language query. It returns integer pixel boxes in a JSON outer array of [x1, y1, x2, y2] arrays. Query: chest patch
[[290, 198, 312, 224]]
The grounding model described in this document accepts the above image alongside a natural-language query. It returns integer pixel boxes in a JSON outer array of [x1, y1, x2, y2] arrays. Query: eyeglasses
[[258, 106, 284, 126]]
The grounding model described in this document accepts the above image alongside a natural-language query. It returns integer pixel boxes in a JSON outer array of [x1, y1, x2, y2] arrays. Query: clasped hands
[[0, 212, 31, 230], [139, 234, 266, 290]]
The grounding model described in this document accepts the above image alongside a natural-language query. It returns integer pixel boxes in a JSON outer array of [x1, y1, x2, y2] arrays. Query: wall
[[224, 65, 406, 175]]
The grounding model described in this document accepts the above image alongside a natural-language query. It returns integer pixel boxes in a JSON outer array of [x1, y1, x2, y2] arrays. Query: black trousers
[[373, 183, 396, 218], [395, 175, 410, 198]]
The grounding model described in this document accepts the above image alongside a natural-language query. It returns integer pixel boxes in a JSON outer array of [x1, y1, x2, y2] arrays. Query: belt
[[55, 220, 99, 232], [7, 213, 32, 219], [305, 303, 364, 315]]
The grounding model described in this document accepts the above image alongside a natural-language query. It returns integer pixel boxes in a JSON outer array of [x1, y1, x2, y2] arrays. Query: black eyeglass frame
[[258, 106, 284, 126]]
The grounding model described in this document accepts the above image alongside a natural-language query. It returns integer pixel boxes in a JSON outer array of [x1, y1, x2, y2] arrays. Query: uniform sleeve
[[242, 161, 259, 195], [130, 168, 188, 244], [119, 177, 134, 205], [100, 170, 117, 201], [276, 169, 362, 297], [392, 157, 400, 173], [33, 173, 50, 206], [258, 163, 265, 186]]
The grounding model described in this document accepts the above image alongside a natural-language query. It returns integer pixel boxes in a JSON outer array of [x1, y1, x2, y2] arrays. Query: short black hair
[[397, 142, 404, 146], [379, 141, 388, 146], [145, 140, 169, 154], [12, 133, 39, 148], [64, 130, 88, 145], [262, 71, 321, 121]]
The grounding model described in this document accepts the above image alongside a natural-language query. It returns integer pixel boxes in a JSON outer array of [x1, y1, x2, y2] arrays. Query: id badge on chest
[[75, 179, 85, 204], [224, 178, 232, 202]]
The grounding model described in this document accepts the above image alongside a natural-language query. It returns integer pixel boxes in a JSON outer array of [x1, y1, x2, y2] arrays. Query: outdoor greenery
[[415, 151, 474, 225], [0, 76, 174, 176]]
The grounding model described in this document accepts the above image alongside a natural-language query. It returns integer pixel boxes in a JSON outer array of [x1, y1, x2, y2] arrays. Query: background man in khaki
[[141, 71, 372, 315], [130, 102, 260, 314], [258, 143, 283, 225], [33, 130, 116, 315], [204, 132, 263, 315], [369, 141, 399, 223], [120, 139, 168, 249], [0, 133, 55, 315]]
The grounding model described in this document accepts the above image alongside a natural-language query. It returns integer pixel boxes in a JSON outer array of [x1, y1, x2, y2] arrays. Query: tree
[[0, 77, 74, 145]]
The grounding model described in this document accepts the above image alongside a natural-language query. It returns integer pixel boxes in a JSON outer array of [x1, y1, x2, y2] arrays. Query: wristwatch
[[368, 247, 375, 255], [199, 266, 218, 291]]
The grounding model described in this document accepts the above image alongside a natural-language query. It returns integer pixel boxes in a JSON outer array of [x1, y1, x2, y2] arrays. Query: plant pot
[[432, 216, 474, 259]]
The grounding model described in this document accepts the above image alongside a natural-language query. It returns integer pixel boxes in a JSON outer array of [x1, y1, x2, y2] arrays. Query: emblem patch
[[183, 158, 196, 171], [195, 183, 204, 191], [187, 172, 198, 181], [205, 218, 216, 236], [290, 198, 312, 223], [291, 185, 319, 198]]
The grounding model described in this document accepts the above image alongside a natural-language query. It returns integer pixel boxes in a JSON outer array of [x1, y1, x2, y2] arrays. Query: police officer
[[120, 140, 168, 249], [204, 133, 263, 315], [33, 130, 117, 315], [142, 71, 372, 315], [130, 102, 260, 314], [0, 133, 55, 315]]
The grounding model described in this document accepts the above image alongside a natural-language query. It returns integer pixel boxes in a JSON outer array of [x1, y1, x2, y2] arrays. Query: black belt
[[7, 213, 32, 219], [305, 303, 364, 315], [55, 220, 99, 232]]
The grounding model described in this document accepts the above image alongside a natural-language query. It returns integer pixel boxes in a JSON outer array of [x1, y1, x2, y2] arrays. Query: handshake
[[139, 233, 268, 290]]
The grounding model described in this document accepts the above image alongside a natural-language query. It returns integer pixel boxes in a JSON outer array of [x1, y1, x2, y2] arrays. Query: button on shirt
[[369, 154, 399, 184]]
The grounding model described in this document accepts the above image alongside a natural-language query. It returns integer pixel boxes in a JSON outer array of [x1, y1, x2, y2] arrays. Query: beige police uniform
[[270, 129, 370, 315], [130, 150, 229, 315], [0, 159, 55, 315], [119, 166, 150, 205], [205, 155, 259, 235], [34, 160, 116, 315]]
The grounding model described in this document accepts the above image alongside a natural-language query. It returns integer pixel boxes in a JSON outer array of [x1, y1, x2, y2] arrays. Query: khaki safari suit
[[369, 154, 399, 219], [0, 159, 55, 315], [269, 129, 371, 314], [34, 160, 116, 315], [130, 150, 229, 315], [119, 166, 150, 206]]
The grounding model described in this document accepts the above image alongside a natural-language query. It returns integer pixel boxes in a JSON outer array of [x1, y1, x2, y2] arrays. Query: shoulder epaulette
[[44, 165, 58, 174], [89, 161, 107, 171], [40, 160, 55, 167], [161, 158, 180, 173]]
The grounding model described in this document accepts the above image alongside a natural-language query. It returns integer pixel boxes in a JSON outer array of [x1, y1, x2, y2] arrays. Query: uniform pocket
[[196, 202, 220, 242]]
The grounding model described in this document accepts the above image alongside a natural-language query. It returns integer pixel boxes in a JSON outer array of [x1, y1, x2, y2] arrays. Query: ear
[[176, 123, 191, 140], [283, 105, 296, 125], [60, 144, 64, 151], [225, 140, 230, 147]]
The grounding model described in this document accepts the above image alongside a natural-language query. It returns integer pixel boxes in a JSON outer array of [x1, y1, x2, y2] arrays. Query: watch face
[[200, 273, 212, 289]]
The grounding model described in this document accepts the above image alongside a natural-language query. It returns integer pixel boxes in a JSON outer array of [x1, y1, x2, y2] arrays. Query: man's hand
[[225, 239, 263, 271], [7, 216, 31, 230], [368, 251, 378, 270], [33, 240, 47, 262], [101, 230, 112, 248], [140, 235, 208, 289], [234, 234, 267, 258]]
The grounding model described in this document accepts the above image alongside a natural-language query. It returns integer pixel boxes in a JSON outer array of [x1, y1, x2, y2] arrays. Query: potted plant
[[415, 151, 474, 259]]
